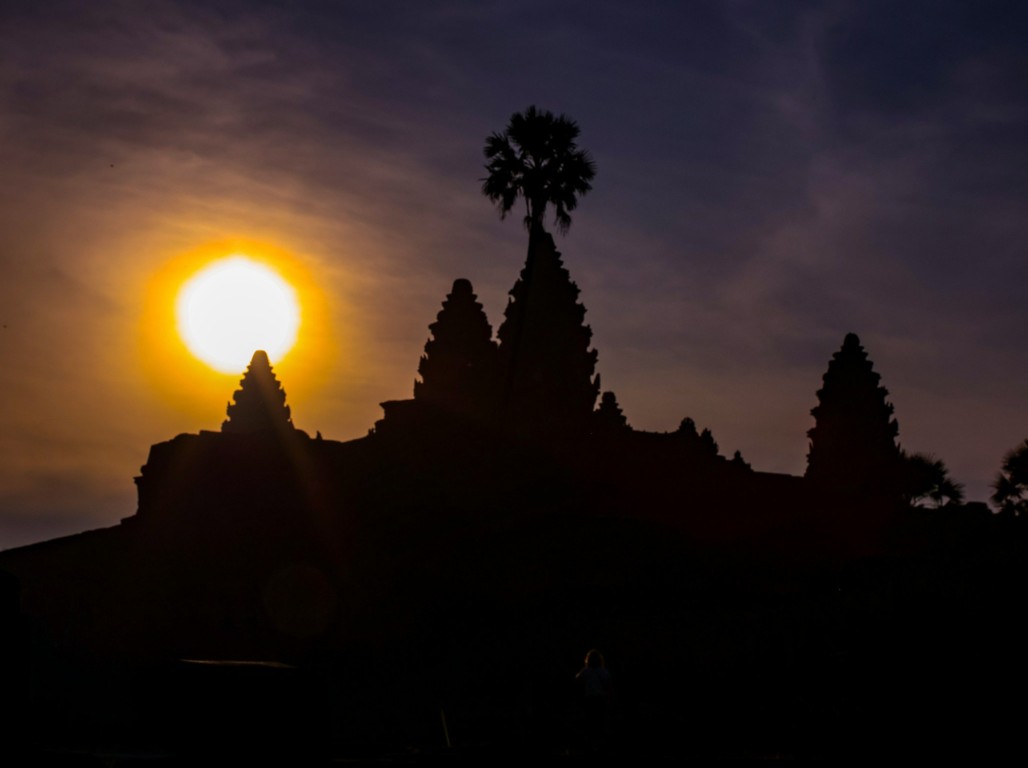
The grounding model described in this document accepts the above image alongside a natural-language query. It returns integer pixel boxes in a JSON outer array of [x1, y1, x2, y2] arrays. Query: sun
[[175, 255, 300, 374]]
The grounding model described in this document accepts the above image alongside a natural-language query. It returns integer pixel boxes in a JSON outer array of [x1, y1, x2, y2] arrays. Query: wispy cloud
[[1, 1, 1025, 543]]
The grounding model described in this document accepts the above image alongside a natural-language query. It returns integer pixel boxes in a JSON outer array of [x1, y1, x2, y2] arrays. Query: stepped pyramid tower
[[497, 229, 599, 435], [222, 350, 294, 434], [593, 390, 630, 435], [415, 278, 499, 419], [806, 333, 901, 494]]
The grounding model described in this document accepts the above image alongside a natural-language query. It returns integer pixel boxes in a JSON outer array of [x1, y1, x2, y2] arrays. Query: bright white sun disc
[[176, 256, 300, 373]]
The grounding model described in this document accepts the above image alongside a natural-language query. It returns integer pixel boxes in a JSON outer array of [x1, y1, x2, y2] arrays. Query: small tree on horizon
[[992, 439, 1028, 516], [902, 451, 965, 508]]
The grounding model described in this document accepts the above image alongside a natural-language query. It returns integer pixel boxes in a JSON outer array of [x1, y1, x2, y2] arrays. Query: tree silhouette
[[482, 105, 596, 235], [806, 333, 902, 495], [483, 107, 599, 431], [222, 350, 294, 435], [901, 451, 964, 508], [414, 278, 499, 419], [992, 439, 1028, 516]]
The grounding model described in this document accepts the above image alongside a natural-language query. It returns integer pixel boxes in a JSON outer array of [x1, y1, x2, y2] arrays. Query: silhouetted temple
[[414, 277, 499, 421], [806, 333, 903, 498], [222, 349, 295, 435], [497, 229, 599, 435], [378, 232, 602, 439], [1, 230, 1025, 760]]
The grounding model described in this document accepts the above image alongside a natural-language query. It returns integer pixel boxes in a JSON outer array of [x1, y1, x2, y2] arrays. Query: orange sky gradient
[[2, 1, 1026, 547]]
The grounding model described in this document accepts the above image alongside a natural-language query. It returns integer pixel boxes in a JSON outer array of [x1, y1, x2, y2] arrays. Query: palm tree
[[482, 105, 596, 235], [483, 107, 599, 431], [902, 451, 965, 508], [992, 439, 1028, 516]]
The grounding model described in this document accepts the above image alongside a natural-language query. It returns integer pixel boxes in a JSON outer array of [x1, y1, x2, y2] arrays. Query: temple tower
[[222, 350, 294, 435]]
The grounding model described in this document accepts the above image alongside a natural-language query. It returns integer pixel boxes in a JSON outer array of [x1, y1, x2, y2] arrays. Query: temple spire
[[497, 231, 599, 435], [806, 333, 901, 495], [222, 350, 294, 434], [414, 278, 499, 418]]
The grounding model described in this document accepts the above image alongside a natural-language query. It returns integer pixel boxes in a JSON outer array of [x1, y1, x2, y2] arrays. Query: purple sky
[[2, 0, 1026, 548]]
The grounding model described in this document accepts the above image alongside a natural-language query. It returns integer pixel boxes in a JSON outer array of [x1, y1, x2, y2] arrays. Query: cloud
[[1, 0, 1026, 545]]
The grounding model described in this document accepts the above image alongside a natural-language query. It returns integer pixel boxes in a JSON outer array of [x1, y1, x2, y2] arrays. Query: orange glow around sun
[[140, 239, 336, 421]]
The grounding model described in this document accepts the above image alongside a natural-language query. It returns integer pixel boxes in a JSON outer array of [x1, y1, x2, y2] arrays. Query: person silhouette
[[576, 648, 612, 751]]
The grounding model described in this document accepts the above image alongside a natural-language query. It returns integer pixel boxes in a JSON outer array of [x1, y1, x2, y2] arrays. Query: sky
[[1, 0, 1026, 548]]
